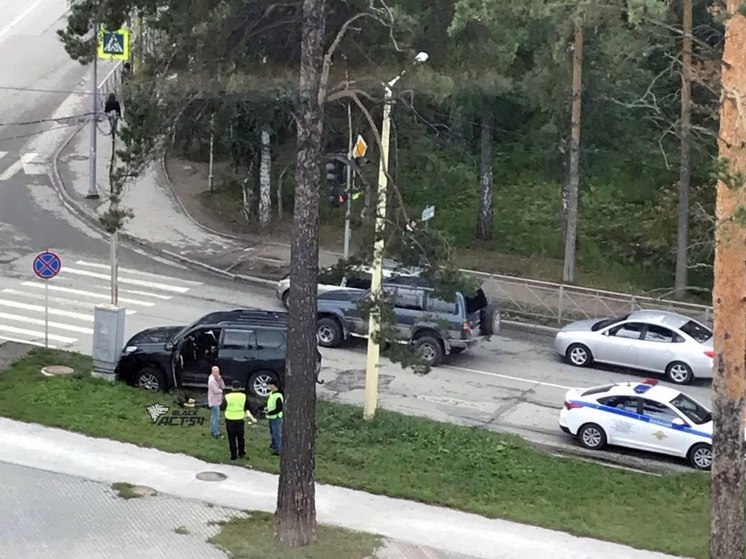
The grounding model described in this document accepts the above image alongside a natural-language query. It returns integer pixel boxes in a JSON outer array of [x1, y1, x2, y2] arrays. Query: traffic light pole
[[86, 55, 99, 199], [343, 101, 353, 260]]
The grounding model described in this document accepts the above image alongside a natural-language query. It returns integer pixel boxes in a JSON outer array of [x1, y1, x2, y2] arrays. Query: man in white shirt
[[207, 366, 226, 438]]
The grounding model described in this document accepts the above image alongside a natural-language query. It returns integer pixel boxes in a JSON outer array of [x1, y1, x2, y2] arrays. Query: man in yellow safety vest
[[264, 380, 283, 455], [221, 380, 256, 460]]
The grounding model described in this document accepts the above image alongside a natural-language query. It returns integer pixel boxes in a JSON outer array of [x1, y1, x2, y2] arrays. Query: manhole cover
[[196, 471, 227, 482], [41, 365, 75, 377]]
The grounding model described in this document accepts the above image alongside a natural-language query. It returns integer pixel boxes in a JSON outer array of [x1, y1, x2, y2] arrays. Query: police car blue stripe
[[569, 400, 712, 439]]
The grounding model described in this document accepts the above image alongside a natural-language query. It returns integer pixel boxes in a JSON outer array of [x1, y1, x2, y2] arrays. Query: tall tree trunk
[[476, 106, 494, 241], [674, 0, 693, 298], [275, 0, 326, 547], [562, 24, 583, 284], [710, 4, 746, 558], [259, 127, 272, 227]]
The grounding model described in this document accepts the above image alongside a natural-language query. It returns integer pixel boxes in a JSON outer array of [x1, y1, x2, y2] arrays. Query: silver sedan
[[554, 310, 714, 384]]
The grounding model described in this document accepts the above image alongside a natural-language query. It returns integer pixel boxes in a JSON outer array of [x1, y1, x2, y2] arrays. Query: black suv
[[316, 283, 500, 366], [116, 310, 322, 398]]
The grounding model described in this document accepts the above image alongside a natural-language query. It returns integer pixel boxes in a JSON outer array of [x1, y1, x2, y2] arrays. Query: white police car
[[559, 378, 713, 469]]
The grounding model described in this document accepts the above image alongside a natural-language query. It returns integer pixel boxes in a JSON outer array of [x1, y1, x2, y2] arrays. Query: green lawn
[[0, 350, 710, 558], [209, 511, 380, 559]]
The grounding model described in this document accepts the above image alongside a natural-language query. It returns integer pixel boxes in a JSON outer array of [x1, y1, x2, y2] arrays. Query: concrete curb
[[501, 320, 558, 337], [49, 126, 277, 290]]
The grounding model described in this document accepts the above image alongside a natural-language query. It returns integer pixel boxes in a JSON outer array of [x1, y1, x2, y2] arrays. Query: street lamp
[[363, 52, 429, 421]]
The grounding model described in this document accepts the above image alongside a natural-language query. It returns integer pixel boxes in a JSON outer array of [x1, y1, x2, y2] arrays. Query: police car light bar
[[642, 378, 658, 386]]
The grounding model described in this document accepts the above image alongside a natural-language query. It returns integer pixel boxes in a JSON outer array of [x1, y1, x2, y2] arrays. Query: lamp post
[[363, 52, 429, 421]]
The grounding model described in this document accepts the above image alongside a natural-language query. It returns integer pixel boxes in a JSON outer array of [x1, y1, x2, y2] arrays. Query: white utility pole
[[362, 52, 429, 421]]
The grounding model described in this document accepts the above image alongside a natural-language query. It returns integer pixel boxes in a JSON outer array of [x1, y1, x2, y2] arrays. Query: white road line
[[19, 282, 156, 306], [0, 0, 45, 40], [0, 160, 22, 181], [0, 335, 60, 350], [4, 289, 138, 315], [0, 312, 93, 334], [442, 365, 572, 391], [0, 298, 92, 321], [74, 260, 202, 285], [20, 152, 45, 175], [0, 324, 76, 344], [89, 284, 172, 301], [60, 267, 191, 293]]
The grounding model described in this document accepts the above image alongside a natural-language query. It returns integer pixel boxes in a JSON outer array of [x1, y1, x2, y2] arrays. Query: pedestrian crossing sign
[[97, 28, 130, 61]]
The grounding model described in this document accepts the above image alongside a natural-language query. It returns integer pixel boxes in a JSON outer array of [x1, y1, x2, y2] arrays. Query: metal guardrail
[[464, 269, 712, 327], [97, 61, 123, 107]]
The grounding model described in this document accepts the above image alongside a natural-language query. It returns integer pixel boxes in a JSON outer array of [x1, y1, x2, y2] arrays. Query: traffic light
[[329, 183, 347, 207], [326, 159, 346, 207]]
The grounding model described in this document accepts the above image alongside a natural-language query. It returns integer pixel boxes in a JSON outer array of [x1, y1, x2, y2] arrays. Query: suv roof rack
[[196, 309, 289, 329]]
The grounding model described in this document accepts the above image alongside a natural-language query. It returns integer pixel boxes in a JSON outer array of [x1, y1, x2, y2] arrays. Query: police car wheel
[[688, 443, 713, 470], [578, 423, 607, 450], [666, 361, 693, 385], [567, 344, 592, 367]]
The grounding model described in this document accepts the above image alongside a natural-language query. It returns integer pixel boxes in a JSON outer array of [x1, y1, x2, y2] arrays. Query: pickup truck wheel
[[479, 304, 501, 336], [414, 336, 444, 366], [282, 290, 290, 309], [317, 317, 343, 348], [135, 367, 166, 392]]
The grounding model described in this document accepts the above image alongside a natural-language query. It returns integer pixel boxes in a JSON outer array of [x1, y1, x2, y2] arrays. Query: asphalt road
[[0, 0, 714, 476]]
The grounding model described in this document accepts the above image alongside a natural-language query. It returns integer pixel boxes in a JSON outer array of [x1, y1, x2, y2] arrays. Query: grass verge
[[0, 350, 710, 559], [209, 511, 380, 559]]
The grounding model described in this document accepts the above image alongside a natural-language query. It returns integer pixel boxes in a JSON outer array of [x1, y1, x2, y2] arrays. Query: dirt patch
[[323, 369, 395, 393]]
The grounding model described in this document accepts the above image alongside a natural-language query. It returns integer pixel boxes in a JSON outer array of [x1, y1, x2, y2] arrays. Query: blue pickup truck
[[315, 282, 500, 366]]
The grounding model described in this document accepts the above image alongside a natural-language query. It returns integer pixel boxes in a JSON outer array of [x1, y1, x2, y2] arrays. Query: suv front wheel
[[414, 336, 445, 367], [249, 370, 280, 399], [134, 367, 166, 392]]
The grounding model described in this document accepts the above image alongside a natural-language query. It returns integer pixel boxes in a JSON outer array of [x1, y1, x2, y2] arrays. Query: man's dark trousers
[[226, 419, 245, 459]]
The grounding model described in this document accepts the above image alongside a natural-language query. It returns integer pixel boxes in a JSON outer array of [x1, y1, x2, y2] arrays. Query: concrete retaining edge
[[49, 124, 276, 290]]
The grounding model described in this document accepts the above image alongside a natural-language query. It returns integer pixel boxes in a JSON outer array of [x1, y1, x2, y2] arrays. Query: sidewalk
[[0, 417, 687, 559]]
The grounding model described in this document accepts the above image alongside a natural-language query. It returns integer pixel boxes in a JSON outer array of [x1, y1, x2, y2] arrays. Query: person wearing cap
[[264, 380, 283, 455], [221, 380, 256, 460]]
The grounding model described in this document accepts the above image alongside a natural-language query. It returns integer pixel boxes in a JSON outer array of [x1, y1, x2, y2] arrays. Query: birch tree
[[259, 126, 272, 226]]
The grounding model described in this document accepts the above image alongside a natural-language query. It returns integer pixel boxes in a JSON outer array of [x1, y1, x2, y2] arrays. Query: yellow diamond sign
[[353, 135, 368, 158]]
